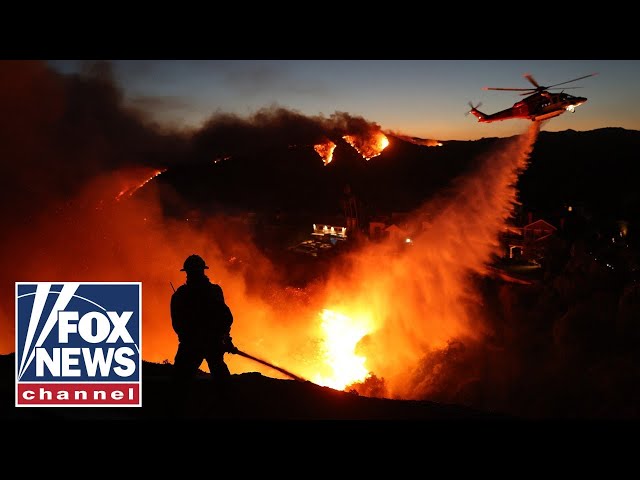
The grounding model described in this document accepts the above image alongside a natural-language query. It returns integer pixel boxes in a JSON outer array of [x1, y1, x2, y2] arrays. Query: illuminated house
[[288, 224, 348, 257], [312, 223, 347, 241], [503, 218, 557, 260]]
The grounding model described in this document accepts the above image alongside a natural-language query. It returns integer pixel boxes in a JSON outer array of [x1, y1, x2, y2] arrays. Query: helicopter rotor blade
[[483, 87, 533, 91], [517, 86, 585, 96], [486, 73, 597, 94], [523, 73, 540, 88], [546, 73, 598, 89]]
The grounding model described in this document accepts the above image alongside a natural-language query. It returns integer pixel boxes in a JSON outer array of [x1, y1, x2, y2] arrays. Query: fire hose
[[229, 347, 307, 382]]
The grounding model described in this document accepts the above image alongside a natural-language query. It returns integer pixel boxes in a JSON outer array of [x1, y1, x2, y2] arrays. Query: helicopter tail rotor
[[465, 101, 482, 116], [466, 102, 487, 122]]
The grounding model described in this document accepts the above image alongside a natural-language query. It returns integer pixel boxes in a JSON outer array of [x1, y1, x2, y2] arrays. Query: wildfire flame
[[312, 309, 373, 390], [313, 140, 336, 166], [115, 168, 166, 201], [343, 131, 389, 160]]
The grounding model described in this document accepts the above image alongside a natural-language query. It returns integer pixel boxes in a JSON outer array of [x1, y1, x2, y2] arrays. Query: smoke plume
[[322, 123, 540, 399], [191, 108, 388, 163], [385, 130, 442, 147]]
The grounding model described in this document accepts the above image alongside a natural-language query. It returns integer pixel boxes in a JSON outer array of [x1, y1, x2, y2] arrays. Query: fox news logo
[[16, 282, 141, 407]]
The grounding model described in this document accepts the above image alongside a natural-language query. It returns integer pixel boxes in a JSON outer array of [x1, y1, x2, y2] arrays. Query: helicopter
[[467, 73, 597, 123]]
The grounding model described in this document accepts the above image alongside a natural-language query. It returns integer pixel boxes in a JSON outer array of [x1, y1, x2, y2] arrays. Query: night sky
[[48, 60, 640, 141]]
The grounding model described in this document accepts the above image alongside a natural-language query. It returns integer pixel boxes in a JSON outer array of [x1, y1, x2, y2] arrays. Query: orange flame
[[313, 140, 336, 166], [114, 168, 166, 201], [343, 131, 389, 160], [312, 309, 373, 389]]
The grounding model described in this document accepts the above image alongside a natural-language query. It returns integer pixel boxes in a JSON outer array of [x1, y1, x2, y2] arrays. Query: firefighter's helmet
[[180, 254, 209, 272]]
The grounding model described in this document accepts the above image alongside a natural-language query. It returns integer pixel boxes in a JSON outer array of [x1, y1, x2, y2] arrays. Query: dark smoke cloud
[[192, 107, 326, 160], [322, 111, 385, 138], [190, 107, 386, 162], [0, 60, 387, 261], [385, 130, 442, 147], [0, 61, 296, 360], [0, 60, 187, 354], [127, 95, 196, 116], [0, 60, 186, 227]]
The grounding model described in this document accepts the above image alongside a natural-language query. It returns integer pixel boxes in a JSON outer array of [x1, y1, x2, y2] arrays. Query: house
[[385, 223, 410, 242], [502, 218, 557, 261], [312, 223, 348, 241], [367, 211, 432, 243], [523, 219, 557, 242], [368, 214, 390, 240]]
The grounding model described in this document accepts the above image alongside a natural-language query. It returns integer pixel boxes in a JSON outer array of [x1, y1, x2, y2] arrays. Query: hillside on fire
[[156, 126, 640, 223], [2, 62, 640, 420]]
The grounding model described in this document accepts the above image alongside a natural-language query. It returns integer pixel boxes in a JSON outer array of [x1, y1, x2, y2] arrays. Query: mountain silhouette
[[153, 127, 640, 225]]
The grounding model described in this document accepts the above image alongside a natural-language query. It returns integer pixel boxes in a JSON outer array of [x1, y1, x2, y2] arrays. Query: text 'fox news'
[[16, 282, 142, 407]]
